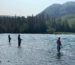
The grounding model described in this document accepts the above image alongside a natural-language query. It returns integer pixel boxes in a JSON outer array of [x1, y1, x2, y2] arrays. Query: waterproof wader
[[57, 43, 61, 53]]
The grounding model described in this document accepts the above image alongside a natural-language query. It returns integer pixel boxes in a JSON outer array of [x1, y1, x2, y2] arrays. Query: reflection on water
[[9, 42, 11, 46], [56, 53, 63, 59], [0, 34, 75, 65]]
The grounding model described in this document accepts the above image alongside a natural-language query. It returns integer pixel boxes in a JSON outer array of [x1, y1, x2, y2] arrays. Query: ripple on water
[[0, 34, 75, 65]]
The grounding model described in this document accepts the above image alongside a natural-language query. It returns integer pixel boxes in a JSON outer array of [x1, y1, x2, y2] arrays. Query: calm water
[[0, 34, 75, 65]]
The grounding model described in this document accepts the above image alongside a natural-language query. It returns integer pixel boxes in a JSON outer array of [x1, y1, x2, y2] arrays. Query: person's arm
[[60, 41, 61, 45], [20, 37, 22, 40], [21, 39, 23, 40], [20, 37, 23, 40], [60, 41, 63, 48]]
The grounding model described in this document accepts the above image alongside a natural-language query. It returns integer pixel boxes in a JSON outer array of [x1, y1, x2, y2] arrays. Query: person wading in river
[[18, 35, 22, 47], [8, 35, 11, 43], [56, 37, 62, 53]]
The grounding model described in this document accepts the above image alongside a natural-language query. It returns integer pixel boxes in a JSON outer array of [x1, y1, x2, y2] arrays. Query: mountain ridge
[[37, 1, 75, 18]]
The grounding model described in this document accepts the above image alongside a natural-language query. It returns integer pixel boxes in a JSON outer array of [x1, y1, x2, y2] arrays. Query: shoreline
[[0, 32, 75, 34]]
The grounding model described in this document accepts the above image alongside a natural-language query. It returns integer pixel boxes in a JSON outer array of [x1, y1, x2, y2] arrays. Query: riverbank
[[54, 32, 75, 34], [0, 32, 75, 34]]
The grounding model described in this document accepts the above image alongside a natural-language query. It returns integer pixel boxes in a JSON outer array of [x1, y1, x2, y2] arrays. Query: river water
[[0, 34, 75, 65]]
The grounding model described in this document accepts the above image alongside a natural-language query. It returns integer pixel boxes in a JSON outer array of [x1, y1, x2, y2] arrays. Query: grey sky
[[0, 0, 75, 17]]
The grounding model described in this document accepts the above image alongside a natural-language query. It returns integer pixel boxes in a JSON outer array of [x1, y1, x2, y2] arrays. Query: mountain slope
[[38, 1, 75, 18], [60, 14, 75, 22], [56, 14, 75, 27]]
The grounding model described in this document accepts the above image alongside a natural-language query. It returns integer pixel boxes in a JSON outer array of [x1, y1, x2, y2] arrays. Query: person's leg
[[18, 41, 20, 46], [57, 44, 60, 53], [19, 42, 20, 46], [20, 41, 21, 46], [58, 47, 60, 53]]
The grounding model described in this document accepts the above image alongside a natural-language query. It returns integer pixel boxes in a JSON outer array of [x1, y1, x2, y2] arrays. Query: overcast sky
[[0, 0, 75, 17]]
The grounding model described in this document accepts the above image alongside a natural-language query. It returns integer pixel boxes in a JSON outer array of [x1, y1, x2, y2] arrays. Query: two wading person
[[18, 35, 22, 47]]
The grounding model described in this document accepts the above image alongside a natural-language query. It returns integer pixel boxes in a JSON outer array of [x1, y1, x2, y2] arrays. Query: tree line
[[0, 14, 75, 33]]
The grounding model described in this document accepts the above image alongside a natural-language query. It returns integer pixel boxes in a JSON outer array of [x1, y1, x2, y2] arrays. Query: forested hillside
[[60, 14, 75, 22], [38, 2, 75, 18], [0, 14, 75, 33]]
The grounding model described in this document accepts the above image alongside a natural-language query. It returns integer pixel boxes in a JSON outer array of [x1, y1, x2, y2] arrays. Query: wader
[[9, 38, 11, 42], [18, 40, 21, 47], [57, 43, 61, 53]]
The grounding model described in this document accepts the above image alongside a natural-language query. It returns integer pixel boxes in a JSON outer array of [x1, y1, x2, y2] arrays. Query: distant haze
[[0, 0, 75, 17]]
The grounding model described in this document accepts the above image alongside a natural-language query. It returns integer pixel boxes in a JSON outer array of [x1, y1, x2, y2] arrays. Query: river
[[0, 34, 75, 65]]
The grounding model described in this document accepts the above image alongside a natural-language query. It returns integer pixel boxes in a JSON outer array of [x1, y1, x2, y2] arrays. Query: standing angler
[[56, 37, 62, 54], [18, 35, 22, 47], [8, 35, 11, 43]]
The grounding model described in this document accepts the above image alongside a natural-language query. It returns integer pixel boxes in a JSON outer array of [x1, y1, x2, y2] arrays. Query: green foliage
[[56, 14, 75, 28], [0, 13, 75, 33], [20, 23, 28, 33], [54, 32, 75, 34], [47, 27, 55, 34], [60, 14, 75, 22], [46, 21, 51, 26], [34, 24, 40, 33]]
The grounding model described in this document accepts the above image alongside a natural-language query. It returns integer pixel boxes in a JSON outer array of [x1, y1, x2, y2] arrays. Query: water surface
[[0, 34, 75, 65]]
